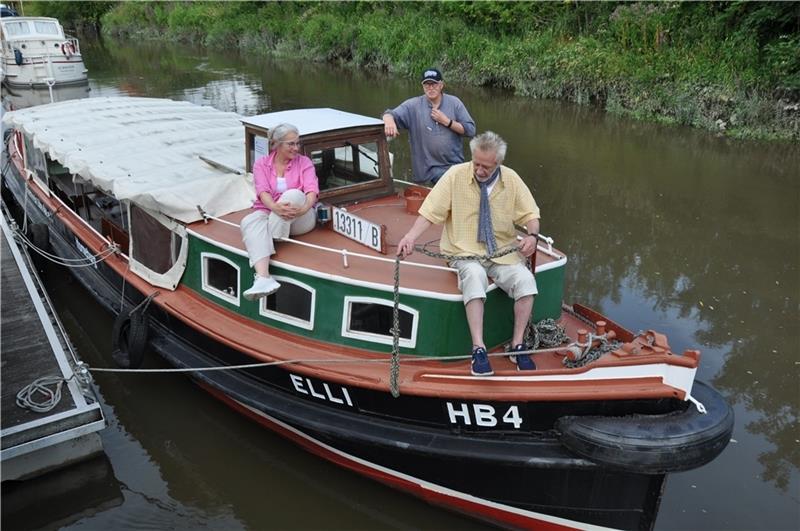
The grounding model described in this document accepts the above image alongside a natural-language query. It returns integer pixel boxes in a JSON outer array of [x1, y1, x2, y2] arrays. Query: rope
[[128, 291, 159, 317], [12, 223, 118, 268], [390, 254, 402, 397], [16, 375, 71, 413]]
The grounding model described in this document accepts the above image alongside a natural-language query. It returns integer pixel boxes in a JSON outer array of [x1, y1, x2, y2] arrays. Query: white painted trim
[[201, 252, 241, 307], [259, 276, 316, 331], [341, 296, 418, 349], [421, 363, 698, 398], [233, 399, 616, 531]]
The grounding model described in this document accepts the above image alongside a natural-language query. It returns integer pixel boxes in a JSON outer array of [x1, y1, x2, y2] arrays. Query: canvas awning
[[3, 97, 255, 223]]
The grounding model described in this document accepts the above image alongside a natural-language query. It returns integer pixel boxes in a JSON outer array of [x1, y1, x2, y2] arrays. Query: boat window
[[260, 277, 315, 330], [308, 141, 382, 191], [33, 21, 59, 36], [130, 204, 179, 274], [23, 137, 48, 185], [3, 21, 29, 37], [201, 253, 240, 306], [342, 297, 417, 348]]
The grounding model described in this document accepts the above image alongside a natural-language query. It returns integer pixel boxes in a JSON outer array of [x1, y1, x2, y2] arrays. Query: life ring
[[556, 381, 734, 474], [111, 304, 149, 369], [60, 41, 76, 58]]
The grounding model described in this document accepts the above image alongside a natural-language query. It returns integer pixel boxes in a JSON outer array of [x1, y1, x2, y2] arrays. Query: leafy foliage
[[93, 1, 800, 140]]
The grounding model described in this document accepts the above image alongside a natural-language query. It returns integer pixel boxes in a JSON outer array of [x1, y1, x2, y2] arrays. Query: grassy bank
[[43, 1, 800, 141]]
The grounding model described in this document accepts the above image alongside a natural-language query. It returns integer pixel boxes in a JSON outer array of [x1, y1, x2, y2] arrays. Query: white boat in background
[[1, 16, 87, 87]]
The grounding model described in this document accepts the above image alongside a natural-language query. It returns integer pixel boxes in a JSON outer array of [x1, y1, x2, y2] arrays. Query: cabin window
[[129, 204, 180, 274], [308, 140, 382, 191], [342, 297, 417, 348], [201, 253, 240, 306], [33, 21, 59, 35], [4, 21, 28, 36], [260, 277, 315, 330]]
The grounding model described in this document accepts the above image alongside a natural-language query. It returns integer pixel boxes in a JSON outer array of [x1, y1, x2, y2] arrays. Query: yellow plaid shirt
[[418, 162, 540, 265]]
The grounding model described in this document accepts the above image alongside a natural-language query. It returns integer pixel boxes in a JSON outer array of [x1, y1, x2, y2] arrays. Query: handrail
[[196, 211, 560, 272]]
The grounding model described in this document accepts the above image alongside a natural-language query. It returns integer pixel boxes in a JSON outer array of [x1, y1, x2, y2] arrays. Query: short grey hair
[[269, 123, 300, 148], [469, 131, 507, 164]]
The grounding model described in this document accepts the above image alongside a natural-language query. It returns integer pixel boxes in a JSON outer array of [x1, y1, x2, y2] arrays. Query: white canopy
[[241, 108, 383, 136], [3, 97, 254, 223]]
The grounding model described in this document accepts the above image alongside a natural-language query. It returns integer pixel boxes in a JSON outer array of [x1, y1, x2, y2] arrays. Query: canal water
[[2, 36, 798, 530]]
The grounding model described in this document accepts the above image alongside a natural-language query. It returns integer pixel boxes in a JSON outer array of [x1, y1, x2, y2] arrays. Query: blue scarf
[[477, 167, 500, 255]]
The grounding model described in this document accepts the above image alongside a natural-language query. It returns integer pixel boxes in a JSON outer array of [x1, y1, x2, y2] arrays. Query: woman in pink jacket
[[240, 123, 319, 300]]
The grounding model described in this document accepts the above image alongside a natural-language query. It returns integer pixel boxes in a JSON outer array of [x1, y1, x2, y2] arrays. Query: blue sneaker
[[471, 346, 494, 376], [510, 343, 536, 371]]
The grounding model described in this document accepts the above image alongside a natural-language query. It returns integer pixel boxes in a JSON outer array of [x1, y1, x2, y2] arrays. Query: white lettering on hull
[[290, 373, 354, 407], [446, 402, 523, 429]]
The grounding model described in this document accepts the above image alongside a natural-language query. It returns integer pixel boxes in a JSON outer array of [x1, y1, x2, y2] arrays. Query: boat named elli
[[1, 16, 87, 87], [1, 97, 734, 530]]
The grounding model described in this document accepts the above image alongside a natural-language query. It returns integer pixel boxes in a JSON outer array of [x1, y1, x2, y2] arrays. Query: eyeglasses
[[281, 140, 302, 147]]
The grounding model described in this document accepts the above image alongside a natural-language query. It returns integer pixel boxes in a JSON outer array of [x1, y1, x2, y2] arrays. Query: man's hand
[[430, 108, 449, 126], [518, 234, 538, 257], [397, 234, 416, 258], [383, 114, 399, 138]]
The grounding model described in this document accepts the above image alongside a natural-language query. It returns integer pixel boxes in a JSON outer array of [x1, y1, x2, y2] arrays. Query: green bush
[[96, 0, 798, 141]]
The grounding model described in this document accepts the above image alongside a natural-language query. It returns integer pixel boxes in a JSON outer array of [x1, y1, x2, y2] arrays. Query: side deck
[[0, 212, 105, 481]]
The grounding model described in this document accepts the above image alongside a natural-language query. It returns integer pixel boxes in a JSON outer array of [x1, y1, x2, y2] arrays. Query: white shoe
[[243, 275, 281, 301]]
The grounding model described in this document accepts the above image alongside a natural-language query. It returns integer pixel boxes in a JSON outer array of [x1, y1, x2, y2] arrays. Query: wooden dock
[[1, 211, 105, 481]]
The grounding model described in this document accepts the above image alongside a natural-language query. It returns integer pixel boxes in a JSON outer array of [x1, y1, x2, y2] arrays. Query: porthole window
[[260, 277, 315, 330], [201, 253, 240, 306], [341, 296, 417, 348]]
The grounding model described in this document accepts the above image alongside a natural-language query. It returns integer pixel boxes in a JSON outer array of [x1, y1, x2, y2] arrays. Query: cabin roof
[[2, 97, 253, 223], [241, 108, 383, 136]]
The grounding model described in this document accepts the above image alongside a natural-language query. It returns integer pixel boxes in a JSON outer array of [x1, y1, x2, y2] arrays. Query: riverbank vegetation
[[29, 1, 800, 141]]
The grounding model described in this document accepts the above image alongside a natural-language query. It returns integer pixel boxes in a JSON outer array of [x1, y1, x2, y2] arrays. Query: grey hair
[[469, 131, 507, 164], [269, 123, 300, 149]]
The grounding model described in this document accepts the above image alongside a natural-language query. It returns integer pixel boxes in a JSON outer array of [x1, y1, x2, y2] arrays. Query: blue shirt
[[386, 94, 476, 183]]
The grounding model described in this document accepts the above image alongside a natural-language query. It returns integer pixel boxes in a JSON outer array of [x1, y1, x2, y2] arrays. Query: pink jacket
[[252, 151, 319, 211]]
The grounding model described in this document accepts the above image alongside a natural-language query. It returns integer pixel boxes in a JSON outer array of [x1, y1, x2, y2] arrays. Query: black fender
[[556, 381, 734, 474], [111, 305, 149, 369]]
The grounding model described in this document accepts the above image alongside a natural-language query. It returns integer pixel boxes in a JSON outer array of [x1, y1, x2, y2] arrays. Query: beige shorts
[[240, 189, 316, 267], [449, 259, 538, 305]]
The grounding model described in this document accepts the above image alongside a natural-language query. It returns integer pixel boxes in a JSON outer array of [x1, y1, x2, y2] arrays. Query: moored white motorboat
[[1, 16, 88, 87]]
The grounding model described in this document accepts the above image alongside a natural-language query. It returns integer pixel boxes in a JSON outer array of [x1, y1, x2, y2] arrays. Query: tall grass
[[85, 1, 797, 141]]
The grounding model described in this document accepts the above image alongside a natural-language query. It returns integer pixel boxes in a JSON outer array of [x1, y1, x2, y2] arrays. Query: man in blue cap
[[382, 68, 476, 185]]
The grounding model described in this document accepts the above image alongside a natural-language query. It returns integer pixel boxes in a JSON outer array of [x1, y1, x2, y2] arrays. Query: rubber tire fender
[[556, 381, 734, 474], [111, 305, 149, 369]]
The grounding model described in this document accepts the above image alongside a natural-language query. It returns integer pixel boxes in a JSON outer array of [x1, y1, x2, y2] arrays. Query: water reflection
[[1, 82, 91, 110], [3, 33, 797, 530]]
